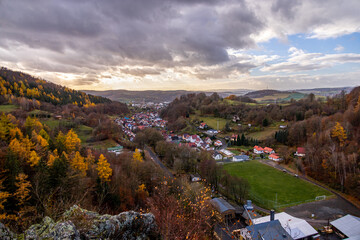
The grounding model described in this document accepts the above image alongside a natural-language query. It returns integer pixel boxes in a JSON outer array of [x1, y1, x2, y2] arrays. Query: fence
[[249, 192, 329, 210]]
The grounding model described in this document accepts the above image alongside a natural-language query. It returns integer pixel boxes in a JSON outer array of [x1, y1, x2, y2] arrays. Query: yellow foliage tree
[[24, 116, 43, 133], [133, 149, 143, 163], [64, 129, 81, 153], [0, 176, 11, 221], [331, 122, 347, 146], [14, 173, 32, 207], [28, 151, 40, 167], [47, 150, 59, 167], [97, 154, 112, 182], [70, 151, 88, 176], [9, 127, 23, 139]]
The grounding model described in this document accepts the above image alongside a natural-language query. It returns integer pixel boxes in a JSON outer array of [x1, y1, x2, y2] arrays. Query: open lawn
[[223, 161, 332, 209], [0, 104, 19, 113], [85, 139, 118, 150], [75, 125, 93, 143], [190, 114, 229, 130], [246, 122, 285, 140]]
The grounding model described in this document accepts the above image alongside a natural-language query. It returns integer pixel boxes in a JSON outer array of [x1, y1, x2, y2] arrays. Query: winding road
[[144, 145, 174, 178]]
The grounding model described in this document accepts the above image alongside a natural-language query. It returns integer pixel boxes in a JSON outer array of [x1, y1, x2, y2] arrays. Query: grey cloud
[[271, 0, 301, 20], [121, 68, 162, 77], [0, 0, 264, 71]]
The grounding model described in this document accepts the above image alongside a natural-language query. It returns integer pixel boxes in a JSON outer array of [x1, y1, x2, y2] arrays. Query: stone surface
[[0, 222, 15, 240], [1, 205, 159, 240]]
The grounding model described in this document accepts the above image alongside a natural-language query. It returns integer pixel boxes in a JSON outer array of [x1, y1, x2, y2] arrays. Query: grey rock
[[1, 205, 159, 240], [0, 222, 15, 240]]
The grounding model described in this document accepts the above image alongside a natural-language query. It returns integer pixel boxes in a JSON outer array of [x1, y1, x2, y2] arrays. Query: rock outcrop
[[3, 205, 159, 240]]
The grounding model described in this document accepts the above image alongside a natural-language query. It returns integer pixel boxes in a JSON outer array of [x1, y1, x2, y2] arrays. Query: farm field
[[0, 104, 18, 112], [190, 114, 229, 130], [246, 122, 285, 140], [223, 161, 332, 209]]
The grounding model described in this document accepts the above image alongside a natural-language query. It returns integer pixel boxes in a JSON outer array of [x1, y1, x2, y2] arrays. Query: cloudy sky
[[0, 0, 359, 91]]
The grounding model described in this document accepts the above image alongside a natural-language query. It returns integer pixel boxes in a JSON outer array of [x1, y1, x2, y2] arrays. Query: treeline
[[230, 133, 259, 147], [277, 87, 360, 198], [0, 67, 110, 106], [161, 92, 342, 132]]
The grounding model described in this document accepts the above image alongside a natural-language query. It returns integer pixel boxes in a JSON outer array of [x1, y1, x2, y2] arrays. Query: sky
[[0, 0, 359, 91]]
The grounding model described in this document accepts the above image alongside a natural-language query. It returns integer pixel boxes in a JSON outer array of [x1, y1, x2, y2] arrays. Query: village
[[108, 107, 360, 240]]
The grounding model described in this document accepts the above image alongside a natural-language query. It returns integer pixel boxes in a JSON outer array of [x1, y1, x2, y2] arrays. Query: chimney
[[246, 200, 253, 210], [270, 209, 275, 221]]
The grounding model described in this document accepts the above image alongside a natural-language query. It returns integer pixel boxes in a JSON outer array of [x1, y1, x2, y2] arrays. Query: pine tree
[[70, 151, 87, 176], [64, 129, 81, 153], [28, 151, 40, 167], [133, 149, 143, 163], [96, 154, 112, 182], [331, 122, 347, 146]]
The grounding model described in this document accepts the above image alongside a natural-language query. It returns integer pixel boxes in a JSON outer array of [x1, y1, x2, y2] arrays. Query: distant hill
[[244, 89, 290, 98], [83, 90, 201, 103], [295, 87, 353, 97]]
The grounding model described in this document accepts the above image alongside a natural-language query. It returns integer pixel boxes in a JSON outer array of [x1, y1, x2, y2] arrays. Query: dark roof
[[210, 198, 236, 214], [246, 220, 294, 240]]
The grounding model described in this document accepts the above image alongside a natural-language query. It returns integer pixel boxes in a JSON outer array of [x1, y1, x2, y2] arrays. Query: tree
[[133, 149, 143, 163], [70, 151, 87, 176], [0, 175, 11, 221], [331, 122, 347, 147], [97, 154, 112, 182], [28, 151, 40, 167], [64, 129, 81, 153]]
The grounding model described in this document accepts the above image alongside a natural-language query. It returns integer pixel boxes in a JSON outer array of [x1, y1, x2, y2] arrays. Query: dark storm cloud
[[0, 0, 265, 75]]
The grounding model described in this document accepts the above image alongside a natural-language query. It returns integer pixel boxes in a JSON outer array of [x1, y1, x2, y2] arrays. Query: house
[[190, 135, 199, 143], [190, 173, 201, 182], [253, 212, 318, 240], [199, 122, 208, 129], [213, 152, 223, 160], [330, 214, 360, 239], [264, 147, 275, 154], [269, 154, 281, 162], [220, 149, 234, 157], [214, 140, 223, 147], [279, 125, 287, 129], [295, 147, 306, 157], [210, 198, 236, 222], [233, 155, 250, 162], [204, 137, 212, 145], [241, 220, 294, 240], [253, 146, 264, 154], [206, 129, 218, 136], [107, 146, 124, 155]]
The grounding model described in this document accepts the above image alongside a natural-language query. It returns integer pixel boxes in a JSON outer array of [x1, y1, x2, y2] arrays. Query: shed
[[210, 198, 236, 222], [232, 155, 250, 162], [330, 214, 360, 239]]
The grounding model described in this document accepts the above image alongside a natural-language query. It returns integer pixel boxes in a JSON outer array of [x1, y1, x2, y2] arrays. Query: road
[[144, 145, 174, 178]]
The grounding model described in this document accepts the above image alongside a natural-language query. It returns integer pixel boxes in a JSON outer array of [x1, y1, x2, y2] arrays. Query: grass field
[[0, 104, 19, 112], [223, 161, 332, 209], [190, 115, 229, 130], [75, 125, 93, 143], [246, 122, 284, 140]]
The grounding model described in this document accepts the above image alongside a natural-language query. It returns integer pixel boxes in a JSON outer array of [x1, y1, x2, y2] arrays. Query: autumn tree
[[331, 122, 347, 146], [97, 154, 112, 182], [132, 148, 143, 163], [70, 151, 87, 176], [64, 129, 81, 153]]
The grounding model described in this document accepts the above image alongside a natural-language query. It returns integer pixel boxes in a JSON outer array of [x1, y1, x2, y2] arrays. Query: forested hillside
[[0, 68, 110, 106]]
